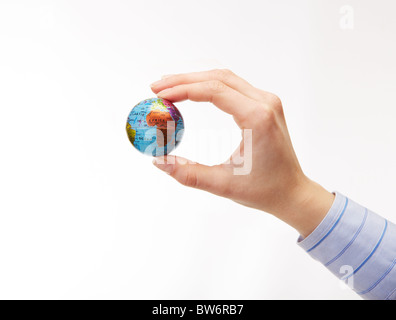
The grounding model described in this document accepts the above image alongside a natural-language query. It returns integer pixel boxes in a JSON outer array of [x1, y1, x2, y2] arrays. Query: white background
[[1, 0, 396, 300]]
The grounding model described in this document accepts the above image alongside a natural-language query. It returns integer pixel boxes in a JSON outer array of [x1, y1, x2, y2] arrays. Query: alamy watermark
[[340, 5, 354, 30], [148, 123, 253, 176], [339, 265, 355, 291]]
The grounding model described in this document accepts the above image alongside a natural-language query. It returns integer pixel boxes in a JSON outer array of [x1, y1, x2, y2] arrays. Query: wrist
[[276, 177, 335, 238]]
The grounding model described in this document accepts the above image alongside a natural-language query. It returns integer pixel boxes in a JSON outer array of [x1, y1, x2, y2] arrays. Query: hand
[[150, 69, 334, 237]]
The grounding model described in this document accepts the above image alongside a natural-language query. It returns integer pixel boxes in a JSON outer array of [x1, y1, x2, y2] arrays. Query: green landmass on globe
[[126, 123, 136, 145]]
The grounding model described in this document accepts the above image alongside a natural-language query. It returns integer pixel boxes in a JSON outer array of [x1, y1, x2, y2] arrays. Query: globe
[[126, 98, 184, 156]]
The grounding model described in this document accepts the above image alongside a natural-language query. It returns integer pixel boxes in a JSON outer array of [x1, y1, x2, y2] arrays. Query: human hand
[[150, 69, 334, 237]]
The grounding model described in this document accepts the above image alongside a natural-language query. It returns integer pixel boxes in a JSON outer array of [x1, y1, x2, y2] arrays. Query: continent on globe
[[146, 109, 175, 147], [126, 98, 184, 156], [126, 123, 136, 144]]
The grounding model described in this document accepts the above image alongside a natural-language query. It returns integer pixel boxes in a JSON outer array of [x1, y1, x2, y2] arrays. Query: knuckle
[[211, 68, 233, 82], [206, 80, 227, 93], [268, 94, 283, 113], [258, 91, 283, 114], [181, 167, 198, 188]]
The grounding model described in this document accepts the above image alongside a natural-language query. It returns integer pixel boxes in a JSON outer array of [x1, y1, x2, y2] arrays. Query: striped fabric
[[298, 192, 396, 300]]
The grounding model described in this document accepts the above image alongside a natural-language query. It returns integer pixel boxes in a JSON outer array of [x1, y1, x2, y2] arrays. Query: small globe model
[[126, 98, 184, 156]]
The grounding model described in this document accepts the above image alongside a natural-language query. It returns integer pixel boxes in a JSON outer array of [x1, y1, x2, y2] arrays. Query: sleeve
[[298, 192, 396, 300]]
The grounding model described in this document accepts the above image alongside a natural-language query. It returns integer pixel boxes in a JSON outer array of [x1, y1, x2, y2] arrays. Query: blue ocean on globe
[[126, 98, 184, 156]]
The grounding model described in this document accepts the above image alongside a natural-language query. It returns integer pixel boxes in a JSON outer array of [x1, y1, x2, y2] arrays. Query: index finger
[[157, 80, 258, 127], [151, 69, 264, 102]]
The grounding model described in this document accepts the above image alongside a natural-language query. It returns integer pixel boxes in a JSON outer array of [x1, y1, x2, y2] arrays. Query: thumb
[[153, 155, 232, 196]]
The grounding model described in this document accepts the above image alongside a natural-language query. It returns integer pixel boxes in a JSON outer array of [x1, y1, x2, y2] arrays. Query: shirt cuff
[[298, 192, 396, 300]]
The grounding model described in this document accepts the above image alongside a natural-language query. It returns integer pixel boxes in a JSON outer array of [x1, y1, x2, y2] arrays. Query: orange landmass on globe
[[146, 110, 175, 147]]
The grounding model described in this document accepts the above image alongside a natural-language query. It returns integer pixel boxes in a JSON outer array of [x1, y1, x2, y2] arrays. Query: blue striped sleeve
[[298, 192, 396, 300]]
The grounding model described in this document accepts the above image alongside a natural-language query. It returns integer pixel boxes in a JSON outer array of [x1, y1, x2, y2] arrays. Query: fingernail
[[157, 88, 172, 97], [161, 74, 174, 79], [152, 158, 174, 175]]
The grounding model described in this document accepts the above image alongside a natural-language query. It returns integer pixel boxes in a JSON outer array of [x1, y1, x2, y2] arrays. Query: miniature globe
[[126, 98, 184, 156]]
